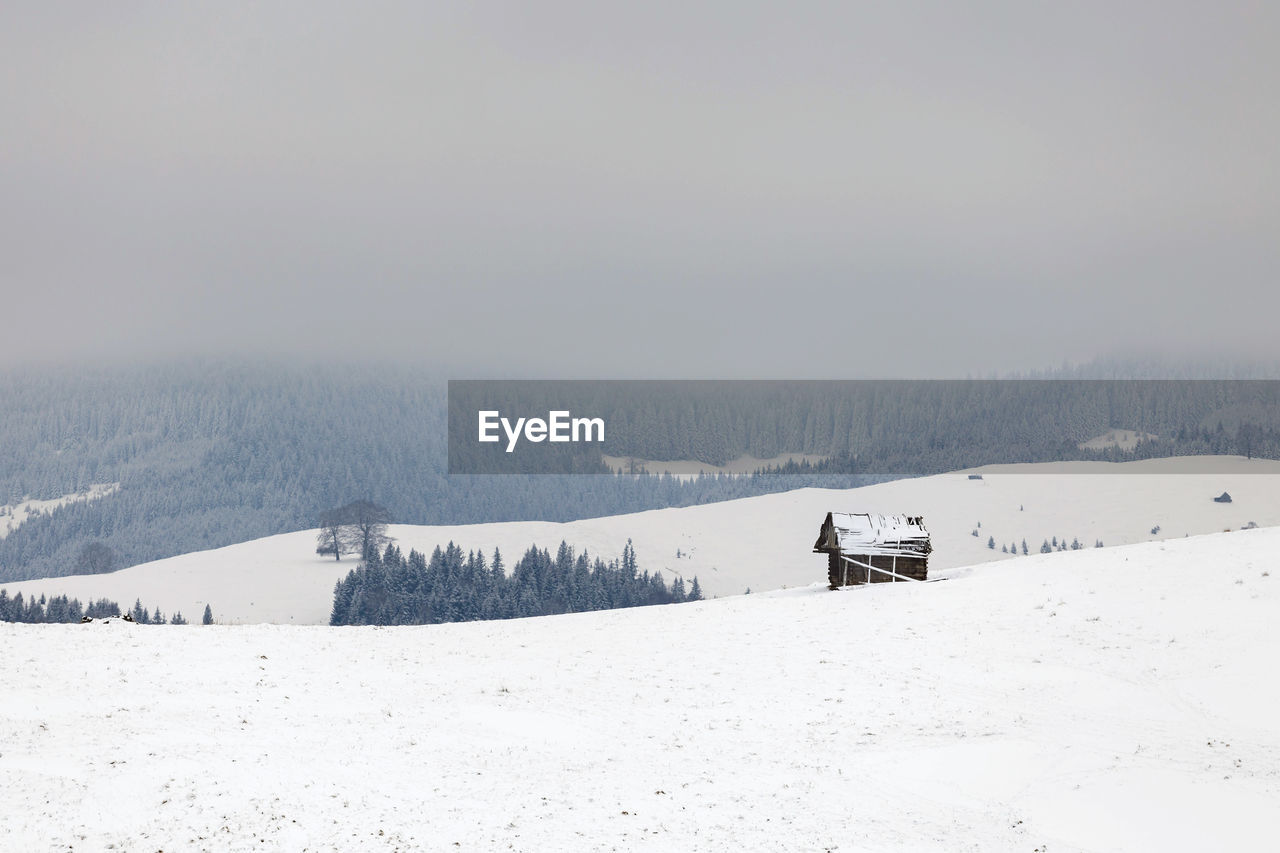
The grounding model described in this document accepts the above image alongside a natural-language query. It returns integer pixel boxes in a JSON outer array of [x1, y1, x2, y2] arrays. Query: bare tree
[[344, 500, 393, 559], [315, 509, 351, 560], [314, 500, 393, 561], [75, 541, 118, 574]]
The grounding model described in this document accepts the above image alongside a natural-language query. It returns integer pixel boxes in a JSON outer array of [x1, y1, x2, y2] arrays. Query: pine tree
[[671, 576, 687, 602], [202, 604, 214, 625], [622, 539, 637, 580], [330, 576, 354, 626], [987, 535, 995, 549], [491, 548, 505, 585]]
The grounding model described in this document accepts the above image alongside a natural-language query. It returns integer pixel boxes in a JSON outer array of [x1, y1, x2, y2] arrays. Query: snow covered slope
[[0, 483, 119, 540], [4, 457, 1280, 624], [2, 527, 1277, 851]]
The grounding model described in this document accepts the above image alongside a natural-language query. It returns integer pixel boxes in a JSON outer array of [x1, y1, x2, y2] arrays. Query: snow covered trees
[[329, 541, 700, 626], [0, 590, 165, 623], [688, 577, 704, 601]]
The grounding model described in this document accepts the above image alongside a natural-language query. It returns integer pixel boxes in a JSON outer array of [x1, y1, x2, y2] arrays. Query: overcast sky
[[2, 2, 1277, 377]]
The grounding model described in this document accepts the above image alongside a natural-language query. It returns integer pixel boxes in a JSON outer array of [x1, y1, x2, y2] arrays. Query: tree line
[[0, 588, 214, 624], [330, 540, 702, 626]]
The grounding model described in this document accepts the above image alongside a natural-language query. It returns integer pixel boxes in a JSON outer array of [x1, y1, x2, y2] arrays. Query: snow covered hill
[[3, 456, 1279, 625], [2, 527, 1277, 851]]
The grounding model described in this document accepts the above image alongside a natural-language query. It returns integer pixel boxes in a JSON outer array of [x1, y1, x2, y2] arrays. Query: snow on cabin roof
[[814, 512, 931, 557]]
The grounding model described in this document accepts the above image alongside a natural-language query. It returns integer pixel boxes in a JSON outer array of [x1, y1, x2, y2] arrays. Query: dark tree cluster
[[0, 588, 198, 624], [74, 541, 118, 574], [330, 539, 702, 626]]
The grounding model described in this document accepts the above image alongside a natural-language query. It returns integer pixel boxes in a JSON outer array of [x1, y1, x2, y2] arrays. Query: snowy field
[[5, 456, 1280, 624], [2, 527, 1278, 851]]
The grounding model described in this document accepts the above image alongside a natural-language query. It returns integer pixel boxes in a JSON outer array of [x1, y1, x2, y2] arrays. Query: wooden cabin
[[813, 512, 931, 588]]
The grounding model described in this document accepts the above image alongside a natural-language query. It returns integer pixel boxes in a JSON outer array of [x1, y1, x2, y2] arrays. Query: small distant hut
[[813, 512, 931, 589]]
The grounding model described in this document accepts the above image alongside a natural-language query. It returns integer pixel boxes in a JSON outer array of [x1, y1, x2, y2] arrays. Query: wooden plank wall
[[827, 552, 928, 588]]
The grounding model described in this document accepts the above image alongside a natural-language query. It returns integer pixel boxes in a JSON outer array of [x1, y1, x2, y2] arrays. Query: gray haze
[[2, 2, 1277, 377]]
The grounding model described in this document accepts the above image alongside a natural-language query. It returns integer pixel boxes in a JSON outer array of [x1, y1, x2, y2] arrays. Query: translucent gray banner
[[447, 380, 1280, 475]]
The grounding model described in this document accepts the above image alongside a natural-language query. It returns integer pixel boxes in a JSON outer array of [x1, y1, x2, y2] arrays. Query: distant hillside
[[0, 362, 875, 581], [8, 456, 1279, 624], [2, 358, 1278, 581]]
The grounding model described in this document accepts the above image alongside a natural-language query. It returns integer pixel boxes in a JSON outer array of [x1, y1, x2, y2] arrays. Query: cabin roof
[[813, 512, 931, 557]]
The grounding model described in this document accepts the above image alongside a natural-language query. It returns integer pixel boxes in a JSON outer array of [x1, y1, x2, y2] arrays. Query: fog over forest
[[2, 3, 1277, 376]]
